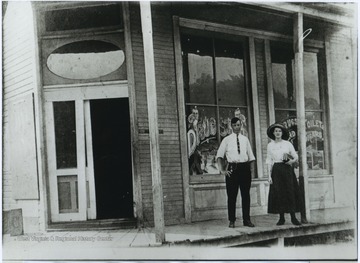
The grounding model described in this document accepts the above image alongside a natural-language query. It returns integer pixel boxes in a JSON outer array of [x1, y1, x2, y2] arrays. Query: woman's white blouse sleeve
[[288, 141, 298, 161]]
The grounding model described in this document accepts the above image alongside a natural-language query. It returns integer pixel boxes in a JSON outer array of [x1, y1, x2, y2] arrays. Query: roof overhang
[[246, 2, 356, 28]]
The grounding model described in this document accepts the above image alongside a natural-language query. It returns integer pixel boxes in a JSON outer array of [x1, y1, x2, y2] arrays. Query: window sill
[[189, 174, 224, 184], [189, 174, 268, 185], [308, 169, 331, 177]]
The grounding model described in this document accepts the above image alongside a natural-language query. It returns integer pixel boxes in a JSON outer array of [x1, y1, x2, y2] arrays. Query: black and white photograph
[[1, 1, 358, 261]]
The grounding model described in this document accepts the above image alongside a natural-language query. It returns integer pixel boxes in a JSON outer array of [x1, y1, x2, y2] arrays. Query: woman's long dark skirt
[[268, 163, 301, 214]]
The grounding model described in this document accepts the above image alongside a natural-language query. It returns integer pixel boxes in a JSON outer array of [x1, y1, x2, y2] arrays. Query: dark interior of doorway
[[90, 98, 133, 219]]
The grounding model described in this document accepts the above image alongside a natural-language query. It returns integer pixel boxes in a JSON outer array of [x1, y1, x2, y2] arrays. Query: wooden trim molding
[[248, 37, 264, 178], [32, 7, 49, 231], [264, 39, 275, 125], [173, 16, 192, 223], [324, 37, 335, 174], [123, 2, 144, 225], [178, 17, 324, 49]]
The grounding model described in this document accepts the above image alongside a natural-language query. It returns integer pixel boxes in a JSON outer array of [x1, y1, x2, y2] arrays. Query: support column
[[140, 1, 165, 243], [293, 12, 310, 222], [275, 237, 285, 248]]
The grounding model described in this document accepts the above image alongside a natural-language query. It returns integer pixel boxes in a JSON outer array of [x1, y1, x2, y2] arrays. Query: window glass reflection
[[45, 5, 123, 32], [47, 40, 125, 80], [182, 35, 215, 104], [54, 101, 77, 169], [272, 62, 295, 109], [271, 43, 295, 109], [304, 52, 321, 110], [215, 39, 246, 106]]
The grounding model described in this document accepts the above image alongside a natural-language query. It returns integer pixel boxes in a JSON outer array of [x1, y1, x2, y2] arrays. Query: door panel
[[84, 101, 97, 219], [46, 100, 87, 222], [44, 84, 133, 222]]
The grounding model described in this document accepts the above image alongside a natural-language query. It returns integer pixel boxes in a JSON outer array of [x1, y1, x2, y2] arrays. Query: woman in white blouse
[[266, 123, 301, 226]]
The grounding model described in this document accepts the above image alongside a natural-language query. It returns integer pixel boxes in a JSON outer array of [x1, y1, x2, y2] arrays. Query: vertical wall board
[[8, 94, 39, 200], [327, 27, 356, 208], [254, 38, 270, 178], [151, 3, 185, 221], [130, 2, 186, 225], [129, 3, 153, 224]]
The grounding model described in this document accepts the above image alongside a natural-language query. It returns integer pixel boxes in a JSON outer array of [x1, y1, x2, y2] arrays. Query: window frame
[[184, 31, 255, 180], [38, 3, 124, 38], [174, 19, 259, 184], [173, 16, 327, 186], [268, 41, 331, 177], [182, 33, 254, 178]]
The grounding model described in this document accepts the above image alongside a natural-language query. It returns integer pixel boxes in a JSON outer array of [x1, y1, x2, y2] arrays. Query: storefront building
[[2, 2, 356, 233]]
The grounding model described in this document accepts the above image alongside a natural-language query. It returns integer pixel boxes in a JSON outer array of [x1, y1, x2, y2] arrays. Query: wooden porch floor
[[165, 212, 354, 247], [3, 207, 356, 261]]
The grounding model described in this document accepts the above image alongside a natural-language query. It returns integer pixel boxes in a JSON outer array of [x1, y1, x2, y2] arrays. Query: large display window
[[181, 34, 251, 175], [271, 42, 329, 172]]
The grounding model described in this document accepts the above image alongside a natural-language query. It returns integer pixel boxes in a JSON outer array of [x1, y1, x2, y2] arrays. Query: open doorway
[[90, 98, 133, 219]]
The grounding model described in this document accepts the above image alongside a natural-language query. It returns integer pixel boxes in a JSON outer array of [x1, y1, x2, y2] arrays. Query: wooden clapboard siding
[[254, 38, 270, 178], [129, 3, 154, 222], [327, 27, 355, 163], [325, 27, 356, 208], [152, 3, 185, 223], [129, 2, 185, 225], [2, 2, 41, 232]]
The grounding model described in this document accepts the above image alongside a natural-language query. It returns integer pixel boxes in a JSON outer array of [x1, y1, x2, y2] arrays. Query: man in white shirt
[[216, 117, 256, 228]]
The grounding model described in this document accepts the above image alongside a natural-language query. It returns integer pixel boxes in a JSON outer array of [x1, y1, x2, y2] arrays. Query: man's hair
[[231, 117, 241, 124]]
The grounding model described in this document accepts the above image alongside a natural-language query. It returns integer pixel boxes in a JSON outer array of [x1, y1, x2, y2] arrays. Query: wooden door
[[44, 82, 129, 222], [45, 99, 88, 222]]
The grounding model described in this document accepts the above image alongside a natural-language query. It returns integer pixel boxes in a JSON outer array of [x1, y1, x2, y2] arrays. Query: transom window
[[271, 42, 328, 172], [181, 34, 251, 175], [45, 4, 123, 32], [40, 4, 127, 86]]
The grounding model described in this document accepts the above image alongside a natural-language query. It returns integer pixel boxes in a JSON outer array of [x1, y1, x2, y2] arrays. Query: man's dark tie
[[237, 135, 240, 154]]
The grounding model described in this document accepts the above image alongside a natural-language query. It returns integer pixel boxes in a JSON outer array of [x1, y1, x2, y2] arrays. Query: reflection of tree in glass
[[305, 96, 320, 109], [274, 89, 295, 109], [217, 74, 246, 105], [189, 73, 214, 103]]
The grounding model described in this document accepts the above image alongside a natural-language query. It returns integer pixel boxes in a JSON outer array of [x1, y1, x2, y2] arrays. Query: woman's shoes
[[276, 219, 285, 225]]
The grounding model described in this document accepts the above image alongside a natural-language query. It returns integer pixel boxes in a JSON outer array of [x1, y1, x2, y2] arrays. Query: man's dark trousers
[[225, 162, 252, 222]]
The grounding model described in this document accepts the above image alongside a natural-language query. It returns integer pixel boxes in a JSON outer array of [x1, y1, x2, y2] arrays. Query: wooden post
[[123, 2, 144, 226], [140, 1, 165, 243], [293, 12, 310, 221]]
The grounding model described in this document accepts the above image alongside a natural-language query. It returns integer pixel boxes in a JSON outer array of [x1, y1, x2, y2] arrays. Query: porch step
[[167, 220, 355, 247], [47, 218, 137, 231]]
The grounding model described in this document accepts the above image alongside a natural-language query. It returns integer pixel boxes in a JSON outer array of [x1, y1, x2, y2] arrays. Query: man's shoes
[[243, 220, 255, 227], [276, 219, 285, 226], [291, 218, 302, 226], [229, 221, 235, 228]]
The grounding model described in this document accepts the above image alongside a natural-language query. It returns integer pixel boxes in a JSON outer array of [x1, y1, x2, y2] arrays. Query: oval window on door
[[47, 40, 125, 80]]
